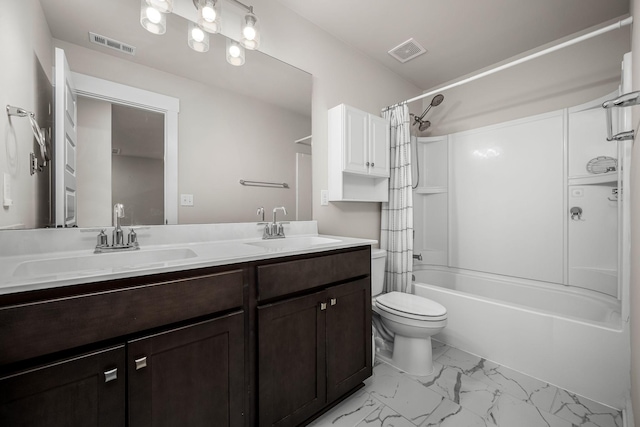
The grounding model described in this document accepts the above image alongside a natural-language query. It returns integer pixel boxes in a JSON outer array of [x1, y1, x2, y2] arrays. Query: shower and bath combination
[[411, 94, 444, 188]]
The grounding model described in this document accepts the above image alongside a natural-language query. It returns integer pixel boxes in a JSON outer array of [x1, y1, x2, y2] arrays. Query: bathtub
[[412, 266, 629, 409]]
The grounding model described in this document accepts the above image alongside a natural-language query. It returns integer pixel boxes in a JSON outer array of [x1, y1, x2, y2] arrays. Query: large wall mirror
[[1, 0, 312, 230]]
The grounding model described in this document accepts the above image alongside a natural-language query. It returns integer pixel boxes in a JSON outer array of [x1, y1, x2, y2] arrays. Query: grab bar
[[240, 180, 289, 189], [602, 91, 640, 141]]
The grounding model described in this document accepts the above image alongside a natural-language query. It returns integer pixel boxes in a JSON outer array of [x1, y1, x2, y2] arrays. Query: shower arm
[[602, 91, 640, 142]]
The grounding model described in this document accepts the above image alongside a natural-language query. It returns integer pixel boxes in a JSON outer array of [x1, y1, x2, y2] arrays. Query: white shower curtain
[[381, 104, 413, 293]]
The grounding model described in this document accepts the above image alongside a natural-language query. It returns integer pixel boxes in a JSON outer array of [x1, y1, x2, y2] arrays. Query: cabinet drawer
[[0, 270, 244, 366], [257, 247, 370, 301]]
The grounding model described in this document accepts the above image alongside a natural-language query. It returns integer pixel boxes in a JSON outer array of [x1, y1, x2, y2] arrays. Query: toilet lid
[[376, 292, 447, 318]]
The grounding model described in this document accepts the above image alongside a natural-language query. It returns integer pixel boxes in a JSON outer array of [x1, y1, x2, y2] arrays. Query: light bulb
[[146, 7, 162, 24], [229, 44, 241, 58], [243, 25, 256, 41], [202, 5, 216, 22], [191, 27, 205, 42]]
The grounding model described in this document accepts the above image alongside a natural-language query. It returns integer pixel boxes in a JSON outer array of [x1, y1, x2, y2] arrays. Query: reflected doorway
[[76, 97, 165, 227]]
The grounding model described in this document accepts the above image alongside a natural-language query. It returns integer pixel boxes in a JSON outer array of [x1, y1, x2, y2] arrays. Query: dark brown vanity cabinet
[[0, 345, 126, 427], [0, 245, 372, 427], [128, 312, 245, 427], [0, 267, 246, 427], [256, 248, 372, 427]]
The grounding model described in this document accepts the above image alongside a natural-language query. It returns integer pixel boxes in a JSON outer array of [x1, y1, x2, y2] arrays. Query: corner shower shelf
[[568, 172, 617, 186], [415, 187, 448, 194]]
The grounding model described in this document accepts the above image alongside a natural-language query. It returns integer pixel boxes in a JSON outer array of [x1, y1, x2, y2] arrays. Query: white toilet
[[371, 249, 447, 376]]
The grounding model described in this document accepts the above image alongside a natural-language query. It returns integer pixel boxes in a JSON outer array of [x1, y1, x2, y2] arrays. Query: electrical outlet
[[180, 194, 194, 206], [320, 190, 329, 206]]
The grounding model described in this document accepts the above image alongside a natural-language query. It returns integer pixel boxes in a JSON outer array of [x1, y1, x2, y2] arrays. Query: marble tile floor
[[308, 341, 622, 427]]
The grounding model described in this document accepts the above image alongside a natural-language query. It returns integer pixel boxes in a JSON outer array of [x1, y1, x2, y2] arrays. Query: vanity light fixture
[[139, 0, 260, 64], [226, 39, 245, 66], [240, 8, 260, 50], [188, 22, 210, 52], [140, 0, 166, 35], [198, 0, 221, 34]]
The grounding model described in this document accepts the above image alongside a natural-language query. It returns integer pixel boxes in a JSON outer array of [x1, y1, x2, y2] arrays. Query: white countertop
[[0, 222, 376, 296]]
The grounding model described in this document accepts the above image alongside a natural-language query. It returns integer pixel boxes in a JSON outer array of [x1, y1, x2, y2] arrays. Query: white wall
[[76, 97, 112, 227], [0, 0, 53, 229], [112, 156, 164, 226], [630, 0, 640, 422]]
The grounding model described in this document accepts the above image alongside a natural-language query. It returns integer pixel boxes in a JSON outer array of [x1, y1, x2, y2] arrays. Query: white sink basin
[[245, 236, 341, 250], [12, 247, 199, 277]]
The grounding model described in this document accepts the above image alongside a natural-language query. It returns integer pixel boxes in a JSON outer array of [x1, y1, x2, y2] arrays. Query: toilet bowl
[[371, 249, 447, 376]]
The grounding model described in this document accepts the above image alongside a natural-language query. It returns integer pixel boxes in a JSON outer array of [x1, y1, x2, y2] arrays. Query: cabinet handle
[[320, 302, 327, 311], [104, 368, 118, 383], [371, 162, 375, 167], [330, 298, 337, 306], [366, 162, 370, 167], [135, 356, 147, 371]]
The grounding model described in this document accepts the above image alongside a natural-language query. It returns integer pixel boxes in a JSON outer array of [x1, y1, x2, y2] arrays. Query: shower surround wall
[[415, 94, 621, 297]]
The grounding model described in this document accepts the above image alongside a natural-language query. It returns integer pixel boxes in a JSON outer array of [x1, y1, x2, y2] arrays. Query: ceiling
[[276, 0, 630, 90]]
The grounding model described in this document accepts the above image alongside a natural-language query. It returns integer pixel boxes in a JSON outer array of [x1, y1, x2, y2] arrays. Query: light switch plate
[[320, 190, 328, 206], [180, 194, 194, 206]]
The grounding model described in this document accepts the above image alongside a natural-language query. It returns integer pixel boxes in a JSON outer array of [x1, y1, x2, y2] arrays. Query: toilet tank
[[371, 249, 386, 296]]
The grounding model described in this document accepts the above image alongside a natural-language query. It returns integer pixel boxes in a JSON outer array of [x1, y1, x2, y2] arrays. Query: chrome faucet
[[95, 204, 140, 253], [262, 206, 287, 239], [113, 203, 125, 246]]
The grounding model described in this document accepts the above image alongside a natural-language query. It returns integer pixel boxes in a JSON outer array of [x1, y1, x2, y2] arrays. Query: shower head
[[415, 93, 445, 122], [431, 94, 444, 107], [418, 120, 431, 131]]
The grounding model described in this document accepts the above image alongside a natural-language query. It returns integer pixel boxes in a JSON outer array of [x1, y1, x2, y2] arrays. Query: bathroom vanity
[[0, 226, 372, 427]]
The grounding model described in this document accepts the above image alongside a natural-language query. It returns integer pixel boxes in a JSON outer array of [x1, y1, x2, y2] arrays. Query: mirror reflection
[[1, 0, 312, 230]]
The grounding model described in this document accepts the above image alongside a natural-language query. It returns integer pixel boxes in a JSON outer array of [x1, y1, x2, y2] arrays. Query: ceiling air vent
[[89, 32, 136, 56], [388, 38, 427, 63]]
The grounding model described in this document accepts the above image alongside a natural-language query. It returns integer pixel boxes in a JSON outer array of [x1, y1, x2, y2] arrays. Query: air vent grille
[[388, 38, 427, 63], [89, 32, 136, 56]]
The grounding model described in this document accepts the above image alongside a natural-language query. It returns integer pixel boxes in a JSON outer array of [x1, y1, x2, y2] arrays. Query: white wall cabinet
[[328, 104, 390, 202]]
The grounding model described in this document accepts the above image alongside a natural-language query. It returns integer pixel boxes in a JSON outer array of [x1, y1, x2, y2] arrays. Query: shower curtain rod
[[383, 16, 633, 112]]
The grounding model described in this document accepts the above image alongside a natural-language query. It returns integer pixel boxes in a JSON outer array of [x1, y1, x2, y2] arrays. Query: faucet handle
[[128, 228, 138, 246], [97, 230, 108, 247]]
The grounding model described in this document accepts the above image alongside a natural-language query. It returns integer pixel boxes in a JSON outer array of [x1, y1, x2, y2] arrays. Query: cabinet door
[[343, 106, 369, 174], [326, 278, 372, 403], [0, 345, 125, 427], [258, 290, 327, 427], [368, 114, 390, 177], [128, 312, 244, 427]]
